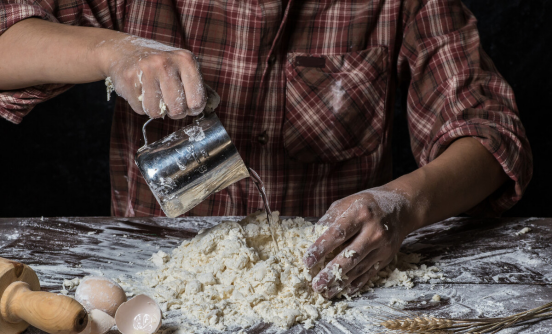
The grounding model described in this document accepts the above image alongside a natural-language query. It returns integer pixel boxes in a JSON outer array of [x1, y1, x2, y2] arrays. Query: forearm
[[390, 137, 508, 233], [0, 18, 123, 90]]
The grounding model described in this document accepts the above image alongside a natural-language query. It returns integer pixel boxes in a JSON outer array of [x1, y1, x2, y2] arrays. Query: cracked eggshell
[[75, 276, 127, 317], [79, 310, 116, 334], [115, 294, 162, 334]]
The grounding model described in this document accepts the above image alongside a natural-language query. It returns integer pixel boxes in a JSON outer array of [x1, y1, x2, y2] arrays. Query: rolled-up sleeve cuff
[[0, 1, 69, 124], [0, 2, 58, 36], [0, 84, 73, 124], [423, 113, 533, 216]]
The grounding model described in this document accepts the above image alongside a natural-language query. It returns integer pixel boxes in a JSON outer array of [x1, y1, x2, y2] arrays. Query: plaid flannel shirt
[[0, 0, 532, 217]]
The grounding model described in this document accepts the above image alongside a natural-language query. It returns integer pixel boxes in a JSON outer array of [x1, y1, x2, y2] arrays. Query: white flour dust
[[330, 79, 346, 113], [112, 212, 443, 332], [184, 126, 206, 142], [130, 37, 181, 52], [515, 227, 531, 236], [361, 187, 408, 215]]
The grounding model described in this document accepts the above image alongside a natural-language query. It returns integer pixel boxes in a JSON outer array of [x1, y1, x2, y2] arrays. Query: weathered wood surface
[[1, 216, 551, 333]]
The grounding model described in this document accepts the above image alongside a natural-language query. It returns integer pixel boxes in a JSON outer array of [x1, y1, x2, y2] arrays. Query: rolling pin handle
[[0, 281, 88, 334]]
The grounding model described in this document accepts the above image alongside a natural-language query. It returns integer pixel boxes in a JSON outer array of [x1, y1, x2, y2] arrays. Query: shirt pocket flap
[[284, 47, 389, 163]]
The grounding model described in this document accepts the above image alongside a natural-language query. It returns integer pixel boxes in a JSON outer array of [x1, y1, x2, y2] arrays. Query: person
[[0, 0, 532, 298]]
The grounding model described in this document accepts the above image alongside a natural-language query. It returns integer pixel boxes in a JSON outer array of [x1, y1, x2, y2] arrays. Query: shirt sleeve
[[0, 0, 124, 124], [397, 0, 533, 216]]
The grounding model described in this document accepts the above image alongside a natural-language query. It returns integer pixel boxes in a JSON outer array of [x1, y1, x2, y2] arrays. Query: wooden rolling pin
[[0, 257, 88, 334]]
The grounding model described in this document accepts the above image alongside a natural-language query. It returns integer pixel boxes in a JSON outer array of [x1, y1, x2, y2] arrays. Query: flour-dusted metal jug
[[135, 112, 250, 217]]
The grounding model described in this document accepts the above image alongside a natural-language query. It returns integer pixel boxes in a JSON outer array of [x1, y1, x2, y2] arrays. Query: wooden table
[[1, 216, 551, 333]]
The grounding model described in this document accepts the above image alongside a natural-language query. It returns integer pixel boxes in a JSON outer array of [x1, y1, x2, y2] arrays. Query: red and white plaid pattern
[[0, 0, 532, 217]]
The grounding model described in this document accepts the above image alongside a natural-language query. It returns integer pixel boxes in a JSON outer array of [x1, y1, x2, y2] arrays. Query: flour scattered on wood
[[515, 227, 531, 236], [389, 298, 408, 309], [109, 212, 443, 331]]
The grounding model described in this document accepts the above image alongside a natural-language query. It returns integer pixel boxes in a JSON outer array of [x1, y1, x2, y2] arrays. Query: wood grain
[[1, 216, 550, 333]]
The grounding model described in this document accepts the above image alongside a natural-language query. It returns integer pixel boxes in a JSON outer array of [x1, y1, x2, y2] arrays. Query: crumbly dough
[[105, 77, 115, 101], [114, 212, 443, 331], [132, 212, 343, 330], [342, 249, 356, 258]]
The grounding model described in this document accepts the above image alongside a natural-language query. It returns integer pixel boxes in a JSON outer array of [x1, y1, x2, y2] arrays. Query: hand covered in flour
[[102, 36, 219, 119], [303, 186, 416, 298]]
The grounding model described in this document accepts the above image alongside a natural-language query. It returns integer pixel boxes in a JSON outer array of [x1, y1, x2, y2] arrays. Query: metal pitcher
[[134, 112, 250, 218]]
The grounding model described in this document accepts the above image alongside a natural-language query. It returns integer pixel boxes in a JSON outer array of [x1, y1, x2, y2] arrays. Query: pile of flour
[[113, 211, 443, 331]]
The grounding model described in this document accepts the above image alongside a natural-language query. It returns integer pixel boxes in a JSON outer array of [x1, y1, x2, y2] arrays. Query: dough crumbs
[[159, 99, 167, 117], [515, 227, 531, 236], [342, 249, 356, 258], [330, 264, 347, 282], [374, 261, 380, 270], [113, 212, 443, 331], [432, 294, 441, 302], [105, 77, 115, 101], [389, 298, 407, 309], [150, 250, 170, 267], [120, 212, 335, 330]]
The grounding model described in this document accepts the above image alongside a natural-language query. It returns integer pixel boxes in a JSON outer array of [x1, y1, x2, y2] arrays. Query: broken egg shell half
[[75, 276, 127, 317], [115, 294, 162, 334], [79, 309, 116, 334]]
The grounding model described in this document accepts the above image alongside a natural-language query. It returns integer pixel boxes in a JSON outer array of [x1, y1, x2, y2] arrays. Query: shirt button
[[257, 130, 268, 145]]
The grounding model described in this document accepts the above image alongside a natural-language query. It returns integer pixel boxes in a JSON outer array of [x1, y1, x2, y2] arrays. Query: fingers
[[311, 229, 379, 297], [133, 51, 206, 119], [140, 70, 163, 118], [112, 46, 208, 119], [304, 198, 372, 269], [176, 50, 207, 115], [317, 251, 388, 299], [303, 215, 363, 269], [158, 69, 187, 119], [346, 257, 393, 295], [203, 84, 220, 113], [117, 69, 145, 115]]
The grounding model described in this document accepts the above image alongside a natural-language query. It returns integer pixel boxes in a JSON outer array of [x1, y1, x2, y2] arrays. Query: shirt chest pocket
[[283, 47, 389, 163]]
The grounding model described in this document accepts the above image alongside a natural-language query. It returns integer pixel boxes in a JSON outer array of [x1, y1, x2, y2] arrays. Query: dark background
[[0, 0, 550, 217]]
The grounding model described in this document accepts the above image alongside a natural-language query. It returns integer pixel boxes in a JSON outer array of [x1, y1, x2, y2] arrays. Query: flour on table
[[112, 212, 443, 332], [388, 298, 408, 309], [515, 227, 531, 236]]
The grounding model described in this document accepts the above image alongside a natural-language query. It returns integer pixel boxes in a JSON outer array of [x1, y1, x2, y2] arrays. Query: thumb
[[203, 84, 220, 114]]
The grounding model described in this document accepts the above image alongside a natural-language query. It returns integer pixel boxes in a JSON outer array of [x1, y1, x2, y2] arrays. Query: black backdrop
[[1, 0, 550, 217]]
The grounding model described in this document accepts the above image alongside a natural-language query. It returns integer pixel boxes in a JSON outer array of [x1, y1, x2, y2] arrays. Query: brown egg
[[75, 276, 127, 317], [115, 294, 162, 334]]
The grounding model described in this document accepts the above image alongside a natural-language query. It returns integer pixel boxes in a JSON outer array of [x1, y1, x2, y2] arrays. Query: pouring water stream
[[248, 168, 280, 251]]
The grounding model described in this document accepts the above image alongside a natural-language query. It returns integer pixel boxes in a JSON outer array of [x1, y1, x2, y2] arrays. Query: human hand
[[101, 36, 219, 119], [303, 186, 417, 298]]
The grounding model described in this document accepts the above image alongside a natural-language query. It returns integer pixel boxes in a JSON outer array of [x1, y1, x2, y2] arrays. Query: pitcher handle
[[141, 118, 156, 148], [139, 111, 207, 151]]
